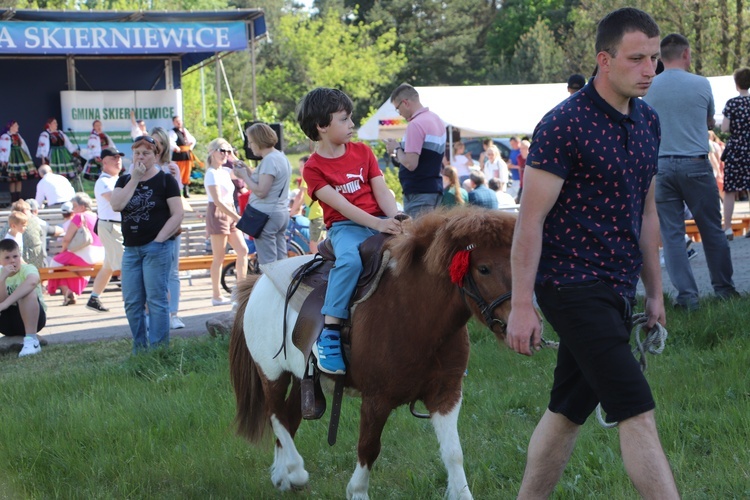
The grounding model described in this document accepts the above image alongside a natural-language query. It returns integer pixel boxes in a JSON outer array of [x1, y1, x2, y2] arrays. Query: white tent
[[358, 76, 739, 141]]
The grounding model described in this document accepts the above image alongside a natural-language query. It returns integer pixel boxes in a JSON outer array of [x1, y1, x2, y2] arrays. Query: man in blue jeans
[[643, 33, 737, 310], [507, 8, 679, 498]]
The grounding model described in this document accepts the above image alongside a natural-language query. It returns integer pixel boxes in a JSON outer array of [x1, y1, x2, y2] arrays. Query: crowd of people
[[0, 110, 312, 356]]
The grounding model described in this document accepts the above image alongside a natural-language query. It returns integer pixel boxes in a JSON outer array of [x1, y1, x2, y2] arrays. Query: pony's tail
[[228, 274, 269, 444]]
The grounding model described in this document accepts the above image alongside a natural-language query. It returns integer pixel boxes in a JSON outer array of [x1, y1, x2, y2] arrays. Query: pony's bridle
[[450, 244, 512, 332], [460, 270, 512, 332]]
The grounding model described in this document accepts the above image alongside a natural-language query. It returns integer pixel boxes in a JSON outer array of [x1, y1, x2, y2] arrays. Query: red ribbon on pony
[[449, 244, 476, 287]]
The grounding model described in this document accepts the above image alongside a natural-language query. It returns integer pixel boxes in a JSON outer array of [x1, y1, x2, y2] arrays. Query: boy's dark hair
[[0, 238, 20, 253], [660, 33, 690, 62], [296, 88, 354, 141], [595, 8, 660, 56], [734, 67, 750, 91], [488, 178, 502, 192]]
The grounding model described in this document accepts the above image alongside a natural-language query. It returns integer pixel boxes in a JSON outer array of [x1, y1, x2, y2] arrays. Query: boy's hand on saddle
[[378, 217, 402, 235]]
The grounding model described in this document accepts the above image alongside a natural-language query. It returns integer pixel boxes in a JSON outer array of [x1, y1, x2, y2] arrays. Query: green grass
[[1, 297, 749, 498]]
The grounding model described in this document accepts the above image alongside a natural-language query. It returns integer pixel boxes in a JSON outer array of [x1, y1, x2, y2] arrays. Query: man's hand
[[385, 139, 399, 155], [643, 294, 666, 329], [505, 303, 543, 356]]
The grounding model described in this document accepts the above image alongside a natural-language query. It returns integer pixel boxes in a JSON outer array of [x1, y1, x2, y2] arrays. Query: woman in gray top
[[233, 123, 291, 265]]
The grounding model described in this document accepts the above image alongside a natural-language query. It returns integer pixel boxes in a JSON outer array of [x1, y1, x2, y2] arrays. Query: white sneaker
[[18, 337, 41, 357], [170, 316, 186, 329], [211, 297, 232, 306]]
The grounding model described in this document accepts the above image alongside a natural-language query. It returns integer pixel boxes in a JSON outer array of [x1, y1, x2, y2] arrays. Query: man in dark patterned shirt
[[506, 8, 679, 498]]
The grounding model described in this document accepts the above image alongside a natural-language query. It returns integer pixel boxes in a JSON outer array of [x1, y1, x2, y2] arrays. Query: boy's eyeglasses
[[133, 135, 156, 144]]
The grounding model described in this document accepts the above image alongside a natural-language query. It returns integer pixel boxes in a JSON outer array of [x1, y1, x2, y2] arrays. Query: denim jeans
[[655, 157, 735, 306], [403, 193, 441, 218], [254, 209, 289, 265], [321, 220, 379, 319], [121, 239, 174, 352], [168, 235, 181, 314]]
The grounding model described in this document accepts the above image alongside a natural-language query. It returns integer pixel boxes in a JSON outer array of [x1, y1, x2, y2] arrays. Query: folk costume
[[36, 128, 79, 179], [83, 128, 115, 181], [168, 126, 196, 195], [0, 131, 36, 182]]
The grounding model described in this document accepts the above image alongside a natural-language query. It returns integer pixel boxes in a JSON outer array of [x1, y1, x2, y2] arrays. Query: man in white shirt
[[85, 147, 125, 313], [34, 165, 75, 208]]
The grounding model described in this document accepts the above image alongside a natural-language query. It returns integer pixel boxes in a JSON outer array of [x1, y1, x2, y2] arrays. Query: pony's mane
[[389, 207, 517, 277]]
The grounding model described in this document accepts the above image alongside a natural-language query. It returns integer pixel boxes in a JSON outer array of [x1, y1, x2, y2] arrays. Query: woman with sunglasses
[[111, 135, 184, 353], [204, 138, 248, 305]]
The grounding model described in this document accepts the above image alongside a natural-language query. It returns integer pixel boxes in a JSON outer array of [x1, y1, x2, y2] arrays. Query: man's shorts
[[0, 298, 47, 336], [308, 217, 326, 243], [535, 280, 655, 425], [98, 220, 124, 271]]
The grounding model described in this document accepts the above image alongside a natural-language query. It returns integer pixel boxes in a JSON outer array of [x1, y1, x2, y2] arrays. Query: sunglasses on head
[[133, 135, 156, 144]]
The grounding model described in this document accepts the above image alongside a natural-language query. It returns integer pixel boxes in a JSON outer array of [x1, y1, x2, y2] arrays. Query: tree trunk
[[737, 0, 745, 67], [719, 0, 730, 71], [692, 0, 703, 74]]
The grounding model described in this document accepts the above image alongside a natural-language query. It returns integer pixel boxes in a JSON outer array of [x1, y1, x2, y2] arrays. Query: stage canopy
[[0, 8, 267, 199]]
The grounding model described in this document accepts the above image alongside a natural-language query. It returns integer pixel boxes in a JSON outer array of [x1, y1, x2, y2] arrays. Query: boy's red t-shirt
[[303, 142, 385, 228]]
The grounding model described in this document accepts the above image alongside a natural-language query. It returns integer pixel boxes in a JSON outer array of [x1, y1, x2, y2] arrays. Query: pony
[[229, 207, 516, 499]]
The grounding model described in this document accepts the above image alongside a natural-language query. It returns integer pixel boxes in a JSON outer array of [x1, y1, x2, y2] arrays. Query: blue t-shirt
[[527, 81, 661, 298]]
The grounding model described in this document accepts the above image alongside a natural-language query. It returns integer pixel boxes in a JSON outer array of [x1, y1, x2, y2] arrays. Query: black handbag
[[236, 205, 270, 238]]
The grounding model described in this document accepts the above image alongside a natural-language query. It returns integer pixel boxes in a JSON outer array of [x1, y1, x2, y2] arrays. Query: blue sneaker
[[314, 329, 346, 375]]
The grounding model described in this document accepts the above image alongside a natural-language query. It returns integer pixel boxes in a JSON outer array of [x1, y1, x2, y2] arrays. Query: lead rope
[[596, 313, 668, 428]]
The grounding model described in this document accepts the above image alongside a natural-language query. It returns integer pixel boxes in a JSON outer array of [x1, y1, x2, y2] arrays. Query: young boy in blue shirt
[[297, 87, 403, 374]]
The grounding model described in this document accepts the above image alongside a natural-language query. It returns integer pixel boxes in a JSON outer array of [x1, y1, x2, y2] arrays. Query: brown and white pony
[[229, 207, 516, 499]]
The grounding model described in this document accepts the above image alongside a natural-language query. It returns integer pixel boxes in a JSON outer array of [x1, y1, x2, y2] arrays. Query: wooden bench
[[686, 217, 750, 242], [37, 254, 236, 283]]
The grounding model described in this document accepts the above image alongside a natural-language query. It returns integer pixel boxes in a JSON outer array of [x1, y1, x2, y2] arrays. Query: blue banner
[[0, 21, 248, 54]]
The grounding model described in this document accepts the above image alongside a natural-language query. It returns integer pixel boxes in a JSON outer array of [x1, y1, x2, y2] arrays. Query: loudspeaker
[[243, 121, 284, 160]]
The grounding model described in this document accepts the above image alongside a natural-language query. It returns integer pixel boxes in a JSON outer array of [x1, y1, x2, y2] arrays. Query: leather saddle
[[286, 232, 392, 419]]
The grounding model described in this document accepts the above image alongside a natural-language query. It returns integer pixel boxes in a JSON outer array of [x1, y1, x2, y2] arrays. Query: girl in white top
[[204, 138, 248, 305], [451, 141, 472, 181], [483, 145, 509, 191]]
